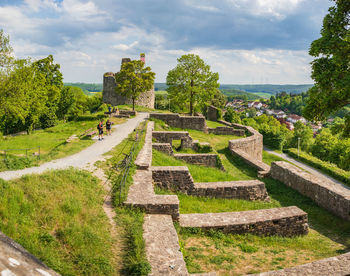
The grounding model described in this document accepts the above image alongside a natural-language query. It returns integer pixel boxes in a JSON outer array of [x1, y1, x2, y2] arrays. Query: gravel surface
[[0, 113, 148, 181]]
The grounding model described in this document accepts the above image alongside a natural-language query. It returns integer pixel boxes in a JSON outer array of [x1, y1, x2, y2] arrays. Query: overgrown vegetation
[[0, 169, 115, 275]]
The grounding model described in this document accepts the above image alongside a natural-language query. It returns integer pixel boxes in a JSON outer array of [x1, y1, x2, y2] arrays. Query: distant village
[[225, 99, 324, 134]]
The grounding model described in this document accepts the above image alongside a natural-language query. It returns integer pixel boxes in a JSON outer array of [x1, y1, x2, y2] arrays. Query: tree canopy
[[114, 60, 155, 111], [166, 54, 219, 115], [303, 0, 350, 136]]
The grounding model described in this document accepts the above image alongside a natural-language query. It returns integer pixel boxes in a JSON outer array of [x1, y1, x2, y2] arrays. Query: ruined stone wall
[[229, 123, 263, 161], [208, 126, 245, 136], [151, 166, 269, 201], [150, 113, 207, 131], [270, 161, 350, 221], [207, 105, 218, 121], [151, 166, 195, 194], [179, 206, 308, 237], [192, 180, 269, 201], [152, 131, 194, 148], [102, 73, 154, 108], [174, 153, 218, 168], [152, 143, 174, 155]]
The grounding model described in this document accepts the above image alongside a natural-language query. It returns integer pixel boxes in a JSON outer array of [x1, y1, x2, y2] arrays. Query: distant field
[[252, 92, 271, 99]]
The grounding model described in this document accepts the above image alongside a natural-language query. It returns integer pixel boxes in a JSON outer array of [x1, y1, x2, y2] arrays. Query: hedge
[[285, 148, 350, 186]]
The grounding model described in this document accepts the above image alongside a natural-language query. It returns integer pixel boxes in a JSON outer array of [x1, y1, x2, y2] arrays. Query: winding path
[[264, 146, 349, 188], [0, 113, 148, 181]]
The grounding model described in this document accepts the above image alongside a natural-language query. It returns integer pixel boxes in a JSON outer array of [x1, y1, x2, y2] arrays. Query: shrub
[[285, 148, 350, 185]]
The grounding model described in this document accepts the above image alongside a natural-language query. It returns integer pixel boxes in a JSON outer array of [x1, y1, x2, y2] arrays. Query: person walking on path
[[106, 119, 112, 136], [97, 120, 104, 141]]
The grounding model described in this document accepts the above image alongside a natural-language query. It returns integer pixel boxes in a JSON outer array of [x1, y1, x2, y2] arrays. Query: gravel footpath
[[0, 113, 148, 181]]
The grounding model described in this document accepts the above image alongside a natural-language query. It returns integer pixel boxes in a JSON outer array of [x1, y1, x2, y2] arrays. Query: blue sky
[[0, 0, 332, 83]]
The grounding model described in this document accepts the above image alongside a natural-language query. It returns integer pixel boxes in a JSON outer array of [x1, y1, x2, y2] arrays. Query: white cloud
[[61, 0, 107, 21], [227, 0, 304, 20]]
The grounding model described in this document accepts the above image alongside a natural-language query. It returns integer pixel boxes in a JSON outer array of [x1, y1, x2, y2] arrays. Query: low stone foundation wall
[[270, 161, 350, 221], [143, 214, 189, 275], [152, 131, 194, 148], [135, 121, 154, 170], [151, 166, 269, 201], [152, 166, 195, 194], [125, 169, 180, 220], [227, 123, 270, 176], [152, 143, 174, 155], [208, 126, 245, 136], [193, 180, 270, 201], [119, 109, 137, 116], [253, 251, 350, 276], [174, 153, 218, 168], [229, 124, 263, 161], [150, 113, 207, 131], [179, 206, 308, 237]]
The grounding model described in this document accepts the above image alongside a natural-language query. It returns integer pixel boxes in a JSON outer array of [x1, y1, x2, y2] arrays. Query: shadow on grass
[[218, 147, 257, 178], [262, 177, 350, 250]]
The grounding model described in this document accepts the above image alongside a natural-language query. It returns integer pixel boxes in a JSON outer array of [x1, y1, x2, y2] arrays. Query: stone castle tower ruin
[[102, 55, 155, 108]]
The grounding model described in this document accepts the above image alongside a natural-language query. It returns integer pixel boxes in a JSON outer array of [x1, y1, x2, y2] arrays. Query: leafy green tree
[[33, 55, 63, 128], [0, 29, 13, 76], [166, 54, 219, 115], [0, 59, 47, 134], [224, 107, 242, 124], [303, 0, 350, 136], [114, 60, 155, 111], [311, 128, 338, 161], [287, 121, 314, 151]]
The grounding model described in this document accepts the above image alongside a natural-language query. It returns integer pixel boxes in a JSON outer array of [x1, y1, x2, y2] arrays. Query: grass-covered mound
[[0, 169, 114, 275]]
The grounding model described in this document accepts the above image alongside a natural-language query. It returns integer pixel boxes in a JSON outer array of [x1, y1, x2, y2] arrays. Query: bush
[[285, 148, 350, 185]]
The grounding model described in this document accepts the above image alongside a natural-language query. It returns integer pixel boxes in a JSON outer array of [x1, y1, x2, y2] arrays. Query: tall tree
[[303, 0, 350, 136], [0, 29, 13, 78], [114, 60, 155, 111], [166, 54, 219, 115], [33, 55, 63, 127]]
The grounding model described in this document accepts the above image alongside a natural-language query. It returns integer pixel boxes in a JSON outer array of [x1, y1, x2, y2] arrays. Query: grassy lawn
[[0, 115, 126, 172], [205, 120, 226, 128], [152, 121, 350, 275], [0, 169, 115, 275]]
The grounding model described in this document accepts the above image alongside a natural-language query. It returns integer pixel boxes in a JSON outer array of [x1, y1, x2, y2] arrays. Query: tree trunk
[[190, 80, 194, 116], [132, 98, 135, 111]]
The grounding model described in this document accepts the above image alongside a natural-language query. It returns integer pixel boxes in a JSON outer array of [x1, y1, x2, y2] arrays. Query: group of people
[[97, 119, 112, 141]]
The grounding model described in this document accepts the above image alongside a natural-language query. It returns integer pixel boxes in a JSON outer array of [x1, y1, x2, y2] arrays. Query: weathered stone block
[[143, 215, 189, 275], [179, 206, 308, 237], [150, 113, 207, 131], [152, 143, 174, 155], [270, 161, 350, 221], [193, 180, 270, 201]]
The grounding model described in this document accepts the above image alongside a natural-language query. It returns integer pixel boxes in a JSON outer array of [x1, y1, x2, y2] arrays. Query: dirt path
[[0, 113, 148, 181]]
